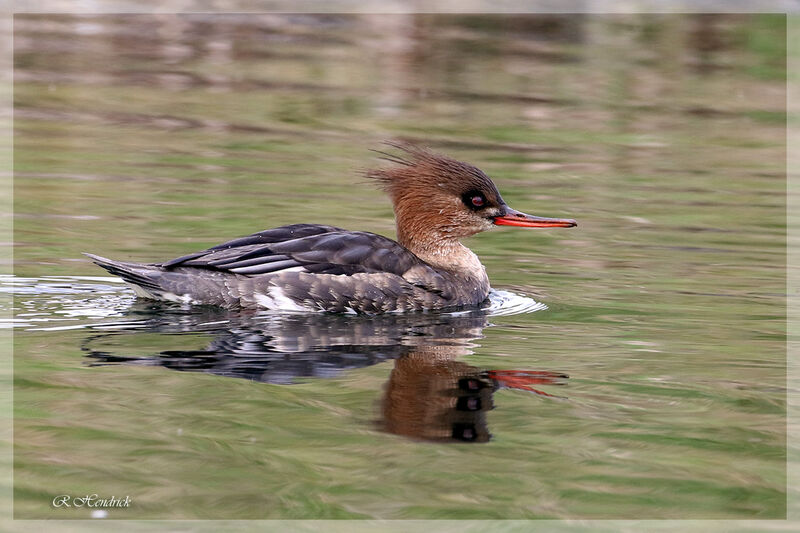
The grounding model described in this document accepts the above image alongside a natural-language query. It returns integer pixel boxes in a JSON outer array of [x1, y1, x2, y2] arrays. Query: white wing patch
[[161, 292, 200, 305], [279, 266, 307, 274], [255, 286, 316, 312]]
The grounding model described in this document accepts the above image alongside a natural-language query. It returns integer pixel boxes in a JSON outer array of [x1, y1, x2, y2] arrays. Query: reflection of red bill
[[487, 369, 569, 398]]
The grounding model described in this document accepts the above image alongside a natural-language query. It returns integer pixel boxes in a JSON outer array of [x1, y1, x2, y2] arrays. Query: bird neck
[[398, 227, 487, 282]]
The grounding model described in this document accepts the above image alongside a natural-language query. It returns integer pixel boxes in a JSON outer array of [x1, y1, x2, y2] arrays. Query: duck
[[86, 142, 576, 314]]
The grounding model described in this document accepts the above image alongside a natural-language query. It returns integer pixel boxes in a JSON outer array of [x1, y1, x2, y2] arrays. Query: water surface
[[11, 13, 786, 519]]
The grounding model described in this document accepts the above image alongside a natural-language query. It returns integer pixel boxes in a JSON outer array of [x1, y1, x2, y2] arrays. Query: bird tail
[[83, 253, 165, 295]]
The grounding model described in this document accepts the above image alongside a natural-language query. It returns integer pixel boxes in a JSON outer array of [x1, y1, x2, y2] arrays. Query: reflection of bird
[[82, 303, 567, 443], [82, 305, 490, 384], [382, 346, 567, 443], [382, 346, 495, 442], [86, 142, 575, 313]]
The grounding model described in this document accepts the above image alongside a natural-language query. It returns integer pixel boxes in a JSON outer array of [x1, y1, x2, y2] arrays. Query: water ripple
[[3, 275, 547, 331], [485, 289, 547, 316]]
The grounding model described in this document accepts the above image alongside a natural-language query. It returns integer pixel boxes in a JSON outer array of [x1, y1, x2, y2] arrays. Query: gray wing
[[161, 223, 448, 291], [90, 224, 462, 312]]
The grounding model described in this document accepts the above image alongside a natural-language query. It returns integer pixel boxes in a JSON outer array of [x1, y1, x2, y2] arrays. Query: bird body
[[87, 143, 575, 314]]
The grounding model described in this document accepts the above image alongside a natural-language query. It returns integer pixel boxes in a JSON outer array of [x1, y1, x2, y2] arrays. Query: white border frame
[[2, 2, 795, 531]]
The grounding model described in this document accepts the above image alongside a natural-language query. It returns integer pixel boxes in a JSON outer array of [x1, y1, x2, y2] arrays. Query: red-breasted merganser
[[86, 143, 576, 313]]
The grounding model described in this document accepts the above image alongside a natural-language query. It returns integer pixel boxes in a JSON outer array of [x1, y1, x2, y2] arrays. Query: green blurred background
[[10, 13, 786, 519]]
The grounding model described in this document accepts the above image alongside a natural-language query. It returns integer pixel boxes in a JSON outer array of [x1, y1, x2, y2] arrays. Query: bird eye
[[462, 190, 489, 210]]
